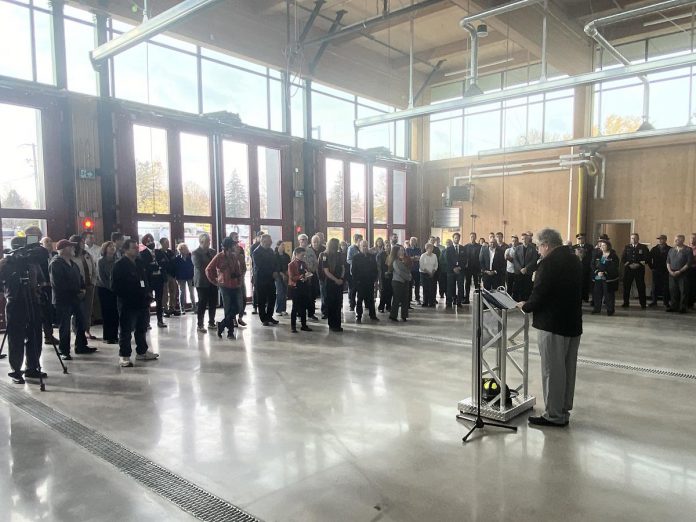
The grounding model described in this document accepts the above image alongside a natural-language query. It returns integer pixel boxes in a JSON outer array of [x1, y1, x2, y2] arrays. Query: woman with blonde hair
[[388, 245, 412, 322], [320, 238, 345, 332]]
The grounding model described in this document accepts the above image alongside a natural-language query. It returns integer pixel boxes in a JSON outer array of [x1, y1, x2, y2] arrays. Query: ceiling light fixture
[[443, 57, 515, 77], [642, 12, 693, 27]]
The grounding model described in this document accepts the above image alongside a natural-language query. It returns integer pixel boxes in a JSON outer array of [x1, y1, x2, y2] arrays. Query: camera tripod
[[0, 269, 68, 391]]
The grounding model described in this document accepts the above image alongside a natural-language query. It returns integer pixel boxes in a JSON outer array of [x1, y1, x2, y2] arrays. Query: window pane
[[392, 170, 406, 226], [65, 19, 98, 95], [357, 105, 393, 152], [0, 103, 45, 210], [504, 105, 527, 147], [113, 43, 149, 103], [202, 60, 268, 128], [325, 158, 344, 222], [183, 222, 212, 251], [311, 91, 355, 146], [258, 147, 282, 220], [260, 225, 283, 243], [2, 218, 47, 251], [146, 44, 198, 113], [137, 221, 171, 244], [527, 103, 544, 144], [650, 76, 690, 129], [223, 141, 250, 219], [429, 117, 462, 160], [201, 47, 268, 74], [372, 229, 388, 246], [595, 84, 643, 135], [134, 125, 170, 214], [372, 166, 388, 225], [327, 226, 344, 243], [181, 133, 211, 216], [544, 97, 574, 142], [464, 110, 501, 154], [270, 79, 284, 132], [0, 3, 33, 81], [34, 10, 54, 85], [350, 162, 366, 223]]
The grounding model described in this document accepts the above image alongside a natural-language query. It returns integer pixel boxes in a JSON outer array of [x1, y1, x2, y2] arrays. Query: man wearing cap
[[49, 239, 94, 359], [573, 233, 593, 302], [0, 237, 46, 383], [648, 235, 671, 307], [621, 233, 650, 309]]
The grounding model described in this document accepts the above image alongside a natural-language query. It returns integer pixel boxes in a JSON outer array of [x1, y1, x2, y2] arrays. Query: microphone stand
[[458, 288, 517, 442]]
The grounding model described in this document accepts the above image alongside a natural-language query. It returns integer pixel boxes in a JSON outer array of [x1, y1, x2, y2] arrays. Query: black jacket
[[479, 245, 506, 275], [351, 252, 378, 286], [463, 242, 482, 271], [49, 256, 83, 306], [139, 247, 167, 286], [0, 257, 43, 305], [112, 256, 152, 309], [592, 250, 620, 292], [648, 244, 671, 273], [572, 243, 593, 272], [446, 244, 467, 273], [621, 243, 650, 266], [522, 246, 583, 338], [252, 246, 279, 283]]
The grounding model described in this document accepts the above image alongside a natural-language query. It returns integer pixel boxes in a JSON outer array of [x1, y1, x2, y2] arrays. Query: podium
[[458, 290, 536, 423]]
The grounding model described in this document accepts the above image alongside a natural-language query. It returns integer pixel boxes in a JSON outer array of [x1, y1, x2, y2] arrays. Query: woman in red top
[[288, 247, 313, 333], [205, 237, 243, 339]]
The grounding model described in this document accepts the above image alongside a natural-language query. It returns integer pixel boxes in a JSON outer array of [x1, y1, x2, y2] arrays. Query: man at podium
[[516, 228, 583, 427]]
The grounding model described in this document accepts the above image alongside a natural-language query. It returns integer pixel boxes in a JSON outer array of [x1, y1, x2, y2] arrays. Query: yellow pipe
[[576, 166, 585, 235]]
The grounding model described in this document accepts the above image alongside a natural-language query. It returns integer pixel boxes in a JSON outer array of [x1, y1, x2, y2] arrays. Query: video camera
[[3, 235, 43, 261]]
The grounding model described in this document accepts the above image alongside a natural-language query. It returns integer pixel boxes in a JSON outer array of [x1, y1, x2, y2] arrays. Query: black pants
[[421, 273, 436, 306], [623, 266, 646, 306], [118, 304, 149, 358], [506, 272, 517, 298], [356, 282, 376, 319], [390, 280, 409, 320], [409, 271, 421, 302], [379, 275, 392, 311], [438, 269, 447, 298], [291, 285, 309, 329], [55, 302, 87, 355], [325, 280, 343, 330], [651, 270, 670, 306], [446, 271, 464, 305], [5, 300, 41, 373], [516, 273, 534, 301], [98, 286, 119, 342], [347, 272, 357, 309], [482, 272, 504, 291], [464, 268, 480, 302], [581, 267, 591, 302], [669, 274, 690, 312], [593, 280, 615, 314], [256, 280, 276, 323], [689, 268, 696, 307], [196, 286, 218, 327], [40, 287, 54, 340], [151, 279, 164, 323]]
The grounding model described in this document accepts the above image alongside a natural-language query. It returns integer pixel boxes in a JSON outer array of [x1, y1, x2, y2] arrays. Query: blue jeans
[[220, 287, 240, 329], [275, 278, 288, 313], [118, 305, 149, 358]]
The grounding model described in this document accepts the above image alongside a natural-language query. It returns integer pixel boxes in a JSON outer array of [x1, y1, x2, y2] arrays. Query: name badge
[[140, 280, 145, 288]]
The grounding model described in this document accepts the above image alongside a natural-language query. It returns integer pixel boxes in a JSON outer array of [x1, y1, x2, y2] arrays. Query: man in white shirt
[[419, 243, 439, 307], [505, 235, 520, 297]]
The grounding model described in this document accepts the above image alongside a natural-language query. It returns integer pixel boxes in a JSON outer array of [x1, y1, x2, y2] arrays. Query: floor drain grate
[[0, 383, 261, 522], [575, 357, 696, 381]]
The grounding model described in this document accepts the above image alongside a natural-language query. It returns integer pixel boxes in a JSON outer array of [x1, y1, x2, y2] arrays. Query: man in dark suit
[[648, 234, 671, 307], [479, 233, 506, 290], [514, 232, 539, 300], [621, 233, 650, 309], [463, 232, 481, 304], [445, 232, 467, 308], [519, 228, 582, 428], [572, 233, 593, 302]]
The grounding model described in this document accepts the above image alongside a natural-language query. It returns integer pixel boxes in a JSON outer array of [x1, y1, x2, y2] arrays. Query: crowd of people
[[0, 224, 694, 384]]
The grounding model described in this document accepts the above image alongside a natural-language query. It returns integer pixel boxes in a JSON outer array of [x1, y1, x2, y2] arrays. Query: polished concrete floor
[[1, 299, 695, 521]]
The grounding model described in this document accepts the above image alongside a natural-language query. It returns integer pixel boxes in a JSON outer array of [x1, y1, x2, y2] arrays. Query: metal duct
[[90, 0, 225, 68], [584, 0, 696, 130]]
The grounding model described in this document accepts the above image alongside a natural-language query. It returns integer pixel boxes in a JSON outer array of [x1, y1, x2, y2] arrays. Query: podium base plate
[[458, 395, 536, 423]]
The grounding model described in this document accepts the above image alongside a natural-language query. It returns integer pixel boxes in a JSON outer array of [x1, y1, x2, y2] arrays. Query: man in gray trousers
[[517, 228, 583, 427]]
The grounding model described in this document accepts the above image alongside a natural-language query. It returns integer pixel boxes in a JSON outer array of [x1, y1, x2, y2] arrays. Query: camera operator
[[49, 239, 95, 360], [0, 237, 47, 384], [24, 229, 58, 346]]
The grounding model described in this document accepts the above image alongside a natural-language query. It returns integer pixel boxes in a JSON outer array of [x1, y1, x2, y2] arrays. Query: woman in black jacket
[[274, 241, 291, 316], [591, 239, 620, 316]]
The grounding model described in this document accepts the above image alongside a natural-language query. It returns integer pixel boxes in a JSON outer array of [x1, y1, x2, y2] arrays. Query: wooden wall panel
[[587, 143, 696, 246]]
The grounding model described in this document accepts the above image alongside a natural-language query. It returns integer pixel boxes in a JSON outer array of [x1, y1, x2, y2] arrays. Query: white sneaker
[[136, 351, 160, 361], [119, 357, 133, 368]]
